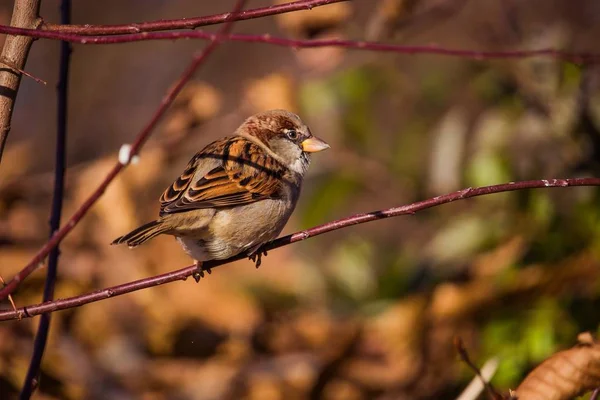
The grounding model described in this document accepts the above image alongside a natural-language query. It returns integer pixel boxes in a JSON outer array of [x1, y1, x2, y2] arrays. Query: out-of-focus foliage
[[1, 0, 600, 399]]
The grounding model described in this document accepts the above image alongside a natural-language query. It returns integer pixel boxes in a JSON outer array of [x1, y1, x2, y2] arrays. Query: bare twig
[[0, 177, 599, 321], [19, 1, 71, 398], [0, 0, 41, 166], [43, 0, 346, 35], [0, 25, 598, 63], [456, 358, 500, 400], [0, 274, 17, 315], [455, 337, 502, 400], [0, 1, 247, 301], [0, 58, 46, 85]]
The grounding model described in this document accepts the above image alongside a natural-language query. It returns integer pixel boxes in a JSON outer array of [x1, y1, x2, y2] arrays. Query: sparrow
[[111, 109, 329, 280]]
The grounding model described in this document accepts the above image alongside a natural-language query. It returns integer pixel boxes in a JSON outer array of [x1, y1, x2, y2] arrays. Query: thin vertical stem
[[19, 1, 71, 398]]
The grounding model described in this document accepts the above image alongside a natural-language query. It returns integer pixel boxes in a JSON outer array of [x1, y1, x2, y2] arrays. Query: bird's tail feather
[[111, 220, 170, 247]]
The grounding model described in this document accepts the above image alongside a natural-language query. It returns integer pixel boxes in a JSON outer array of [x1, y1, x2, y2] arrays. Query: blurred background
[[1, 0, 600, 398]]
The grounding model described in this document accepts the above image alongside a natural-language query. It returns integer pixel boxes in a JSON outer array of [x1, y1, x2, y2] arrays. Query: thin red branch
[[1, 177, 599, 321], [0, 25, 597, 62], [0, 0, 247, 302], [42, 0, 347, 35]]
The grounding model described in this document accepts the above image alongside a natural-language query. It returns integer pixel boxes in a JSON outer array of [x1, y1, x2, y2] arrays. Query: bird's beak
[[301, 137, 330, 153]]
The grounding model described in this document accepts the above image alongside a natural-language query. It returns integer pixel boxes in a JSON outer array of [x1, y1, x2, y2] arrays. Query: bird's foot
[[248, 247, 268, 268], [192, 261, 211, 283]]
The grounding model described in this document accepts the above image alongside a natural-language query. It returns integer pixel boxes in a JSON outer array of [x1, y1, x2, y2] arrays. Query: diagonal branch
[[0, 0, 248, 302], [0, 177, 599, 322], [0, 25, 598, 63], [19, 1, 71, 397], [0, 0, 41, 166], [42, 0, 347, 35]]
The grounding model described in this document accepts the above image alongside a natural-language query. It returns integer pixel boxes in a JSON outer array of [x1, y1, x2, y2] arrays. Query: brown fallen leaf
[[512, 332, 600, 400]]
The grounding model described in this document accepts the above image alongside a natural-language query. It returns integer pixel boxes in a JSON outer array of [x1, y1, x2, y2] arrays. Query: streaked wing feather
[[159, 137, 285, 215], [159, 153, 201, 209]]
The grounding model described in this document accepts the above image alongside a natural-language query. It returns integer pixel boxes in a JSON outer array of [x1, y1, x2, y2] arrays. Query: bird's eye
[[286, 129, 298, 140]]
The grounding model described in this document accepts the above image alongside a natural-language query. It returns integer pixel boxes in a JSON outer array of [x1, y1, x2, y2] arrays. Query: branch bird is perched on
[[112, 110, 329, 280]]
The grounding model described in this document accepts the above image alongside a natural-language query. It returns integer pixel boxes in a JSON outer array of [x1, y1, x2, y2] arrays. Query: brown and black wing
[[159, 137, 285, 216]]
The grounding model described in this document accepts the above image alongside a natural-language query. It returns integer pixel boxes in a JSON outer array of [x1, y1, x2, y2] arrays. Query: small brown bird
[[112, 110, 329, 279]]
